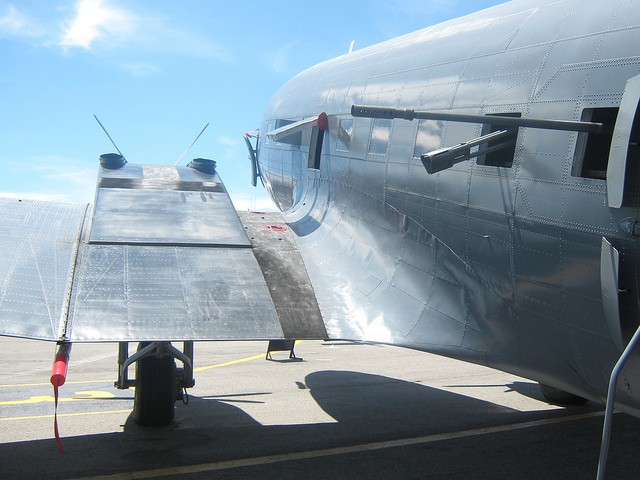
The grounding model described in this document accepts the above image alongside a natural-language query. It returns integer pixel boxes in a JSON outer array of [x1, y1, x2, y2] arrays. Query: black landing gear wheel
[[132, 343, 177, 426]]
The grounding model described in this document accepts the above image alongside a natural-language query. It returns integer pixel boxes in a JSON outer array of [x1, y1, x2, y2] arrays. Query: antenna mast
[[175, 123, 210, 166], [93, 115, 125, 159]]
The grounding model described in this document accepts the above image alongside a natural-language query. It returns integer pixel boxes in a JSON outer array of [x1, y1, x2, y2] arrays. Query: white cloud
[[0, 4, 24, 34], [0, 191, 85, 203], [232, 194, 278, 212], [149, 25, 231, 61], [59, 0, 135, 49], [0, 4, 46, 38], [265, 41, 297, 73], [383, 0, 463, 19], [55, 0, 231, 69], [218, 136, 238, 147], [1, 1, 230, 74], [216, 135, 242, 161], [119, 62, 160, 77], [1, 155, 97, 204]]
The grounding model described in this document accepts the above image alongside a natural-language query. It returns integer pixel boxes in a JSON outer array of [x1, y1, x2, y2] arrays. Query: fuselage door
[[601, 237, 624, 351], [607, 73, 640, 208]]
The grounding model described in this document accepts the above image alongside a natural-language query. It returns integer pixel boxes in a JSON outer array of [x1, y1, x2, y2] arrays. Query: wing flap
[[67, 244, 283, 341]]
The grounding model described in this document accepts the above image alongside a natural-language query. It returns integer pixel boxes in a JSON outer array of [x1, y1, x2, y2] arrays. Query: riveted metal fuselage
[[258, 0, 640, 415]]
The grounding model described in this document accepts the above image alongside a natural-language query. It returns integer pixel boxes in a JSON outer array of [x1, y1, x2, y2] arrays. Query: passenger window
[[368, 119, 391, 155], [336, 118, 353, 151], [476, 113, 520, 168], [572, 107, 619, 179], [413, 120, 443, 159]]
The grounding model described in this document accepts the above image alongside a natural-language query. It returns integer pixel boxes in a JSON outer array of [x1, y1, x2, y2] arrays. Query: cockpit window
[[265, 121, 275, 145], [273, 119, 303, 146]]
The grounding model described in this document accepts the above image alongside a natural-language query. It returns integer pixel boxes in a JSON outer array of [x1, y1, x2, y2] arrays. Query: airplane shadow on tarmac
[[0, 370, 639, 479]]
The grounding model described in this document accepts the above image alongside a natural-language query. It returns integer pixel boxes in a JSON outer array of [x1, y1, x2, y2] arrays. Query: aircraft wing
[[0, 159, 326, 342], [0, 198, 88, 340]]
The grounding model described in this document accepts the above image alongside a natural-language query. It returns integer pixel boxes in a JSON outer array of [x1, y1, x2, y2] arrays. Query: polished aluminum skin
[[0, 162, 284, 342], [0, 199, 87, 340], [74, 162, 282, 341], [67, 244, 281, 341], [90, 164, 250, 246], [258, 0, 640, 416]]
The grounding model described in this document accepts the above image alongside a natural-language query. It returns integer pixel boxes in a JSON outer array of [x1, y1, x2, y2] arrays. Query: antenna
[[175, 123, 209, 166], [348, 40, 355, 53], [93, 114, 125, 159]]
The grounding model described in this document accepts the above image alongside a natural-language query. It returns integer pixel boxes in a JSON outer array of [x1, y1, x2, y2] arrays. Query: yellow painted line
[[0, 390, 116, 406], [0, 349, 270, 419], [0, 380, 112, 388], [194, 353, 265, 372], [0, 409, 131, 422], [69, 411, 606, 480], [194, 340, 303, 372], [0, 344, 285, 387]]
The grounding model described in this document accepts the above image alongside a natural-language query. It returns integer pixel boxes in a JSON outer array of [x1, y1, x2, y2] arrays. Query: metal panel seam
[[56, 204, 90, 341]]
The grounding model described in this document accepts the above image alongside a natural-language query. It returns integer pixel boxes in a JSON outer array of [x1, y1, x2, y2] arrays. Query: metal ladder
[[596, 324, 640, 479]]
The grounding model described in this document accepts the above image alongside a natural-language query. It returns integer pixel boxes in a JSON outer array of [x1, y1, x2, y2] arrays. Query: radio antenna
[[175, 123, 209, 166], [93, 114, 125, 159]]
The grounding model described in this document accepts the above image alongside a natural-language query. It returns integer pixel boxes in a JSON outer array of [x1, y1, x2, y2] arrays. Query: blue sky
[[0, 0, 505, 211]]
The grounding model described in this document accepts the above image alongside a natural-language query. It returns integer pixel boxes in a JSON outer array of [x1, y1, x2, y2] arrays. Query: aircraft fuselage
[[257, 0, 640, 416]]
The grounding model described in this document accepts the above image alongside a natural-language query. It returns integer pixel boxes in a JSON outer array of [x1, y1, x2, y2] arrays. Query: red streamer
[[51, 351, 69, 454], [53, 384, 64, 454]]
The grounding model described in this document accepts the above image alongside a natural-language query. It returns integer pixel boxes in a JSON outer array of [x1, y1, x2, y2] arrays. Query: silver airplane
[[0, 0, 638, 473], [255, 0, 640, 417], [252, 0, 640, 473]]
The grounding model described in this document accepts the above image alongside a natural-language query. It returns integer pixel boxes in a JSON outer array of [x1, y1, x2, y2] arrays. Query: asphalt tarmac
[[0, 337, 638, 479]]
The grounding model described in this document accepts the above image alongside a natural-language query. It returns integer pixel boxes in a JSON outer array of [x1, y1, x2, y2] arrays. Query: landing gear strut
[[116, 341, 195, 426]]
